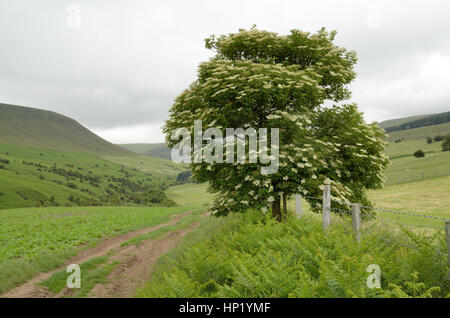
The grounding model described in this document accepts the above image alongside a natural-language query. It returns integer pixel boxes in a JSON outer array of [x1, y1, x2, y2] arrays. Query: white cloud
[[354, 51, 450, 121]]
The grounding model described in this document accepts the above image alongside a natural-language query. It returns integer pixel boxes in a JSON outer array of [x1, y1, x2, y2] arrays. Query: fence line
[[297, 194, 450, 224], [294, 185, 450, 282]]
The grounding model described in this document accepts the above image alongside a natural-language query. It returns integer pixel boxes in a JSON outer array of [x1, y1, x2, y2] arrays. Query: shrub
[[426, 136, 433, 144], [66, 182, 78, 189], [442, 135, 450, 152], [413, 150, 425, 158], [176, 171, 192, 184], [434, 135, 445, 142]]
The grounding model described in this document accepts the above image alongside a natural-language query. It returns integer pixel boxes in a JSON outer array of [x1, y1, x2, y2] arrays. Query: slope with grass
[[368, 175, 450, 227], [117, 143, 157, 154], [385, 121, 450, 143], [381, 122, 450, 186], [378, 114, 430, 130], [103, 154, 186, 182], [0, 103, 131, 156], [0, 143, 178, 209]]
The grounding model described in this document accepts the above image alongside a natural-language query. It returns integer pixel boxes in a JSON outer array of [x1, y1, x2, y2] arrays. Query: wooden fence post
[[295, 194, 303, 218], [352, 204, 361, 242], [446, 222, 450, 282], [322, 185, 331, 230]]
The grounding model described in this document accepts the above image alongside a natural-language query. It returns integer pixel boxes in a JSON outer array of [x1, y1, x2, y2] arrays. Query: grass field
[[385, 121, 450, 142], [381, 122, 450, 186], [368, 175, 450, 228], [0, 205, 191, 294], [166, 183, 215, 207], [384, 145, 450, 186]]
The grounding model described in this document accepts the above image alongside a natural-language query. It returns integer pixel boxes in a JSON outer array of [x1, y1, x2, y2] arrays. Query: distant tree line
[[386, 111, 450, 133], [426, 134, 448, 144]]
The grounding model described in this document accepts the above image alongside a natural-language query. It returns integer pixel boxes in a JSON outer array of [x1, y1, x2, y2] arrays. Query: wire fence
[[296, 186, 450, 280], [300, 194, 450, 228]]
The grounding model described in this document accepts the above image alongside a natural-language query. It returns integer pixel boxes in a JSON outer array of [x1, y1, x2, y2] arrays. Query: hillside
[[0, 143, 181, 209], [378, 114, 430, 130], [378, 111, 450, 133], [118, 143, 157, 154], [119, 143, 172, 160], [378, 121, 450, 186], [0, 103, 132, 156]]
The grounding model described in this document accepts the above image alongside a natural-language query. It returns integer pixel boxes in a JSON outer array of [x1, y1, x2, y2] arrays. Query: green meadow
[[0, 205, 191, 294]]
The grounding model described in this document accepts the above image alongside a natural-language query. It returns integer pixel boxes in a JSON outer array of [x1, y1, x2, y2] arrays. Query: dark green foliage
[[66, 182, 78, 189], [426, 136, 433, 144], [442, 135, 450, 152], [176, 171, 192, 184], [414, 150, 425, 158], [434, 135, 445, 142]]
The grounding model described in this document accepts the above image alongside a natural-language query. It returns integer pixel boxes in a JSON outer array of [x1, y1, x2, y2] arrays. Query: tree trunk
[[282, 193, 287, 220], [272, 198, 281, 222]]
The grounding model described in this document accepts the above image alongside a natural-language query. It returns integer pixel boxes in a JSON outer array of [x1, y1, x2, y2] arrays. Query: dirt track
[[2, 211, 197, 298]]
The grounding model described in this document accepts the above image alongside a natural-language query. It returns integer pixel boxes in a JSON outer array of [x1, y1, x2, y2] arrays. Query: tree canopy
[[164, 27, 389, 220]]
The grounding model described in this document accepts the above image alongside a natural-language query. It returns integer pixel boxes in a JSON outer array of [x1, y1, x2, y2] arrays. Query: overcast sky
[[1, 0, 449, 143]]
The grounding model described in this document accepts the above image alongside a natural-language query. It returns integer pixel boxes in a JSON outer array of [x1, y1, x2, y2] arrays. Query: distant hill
[[118, 143, 157, 154], [119, 143, 172, 160], [378, 115, 430, 130], [378, 111, 450, 133], [0, 103, 132, 156]]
